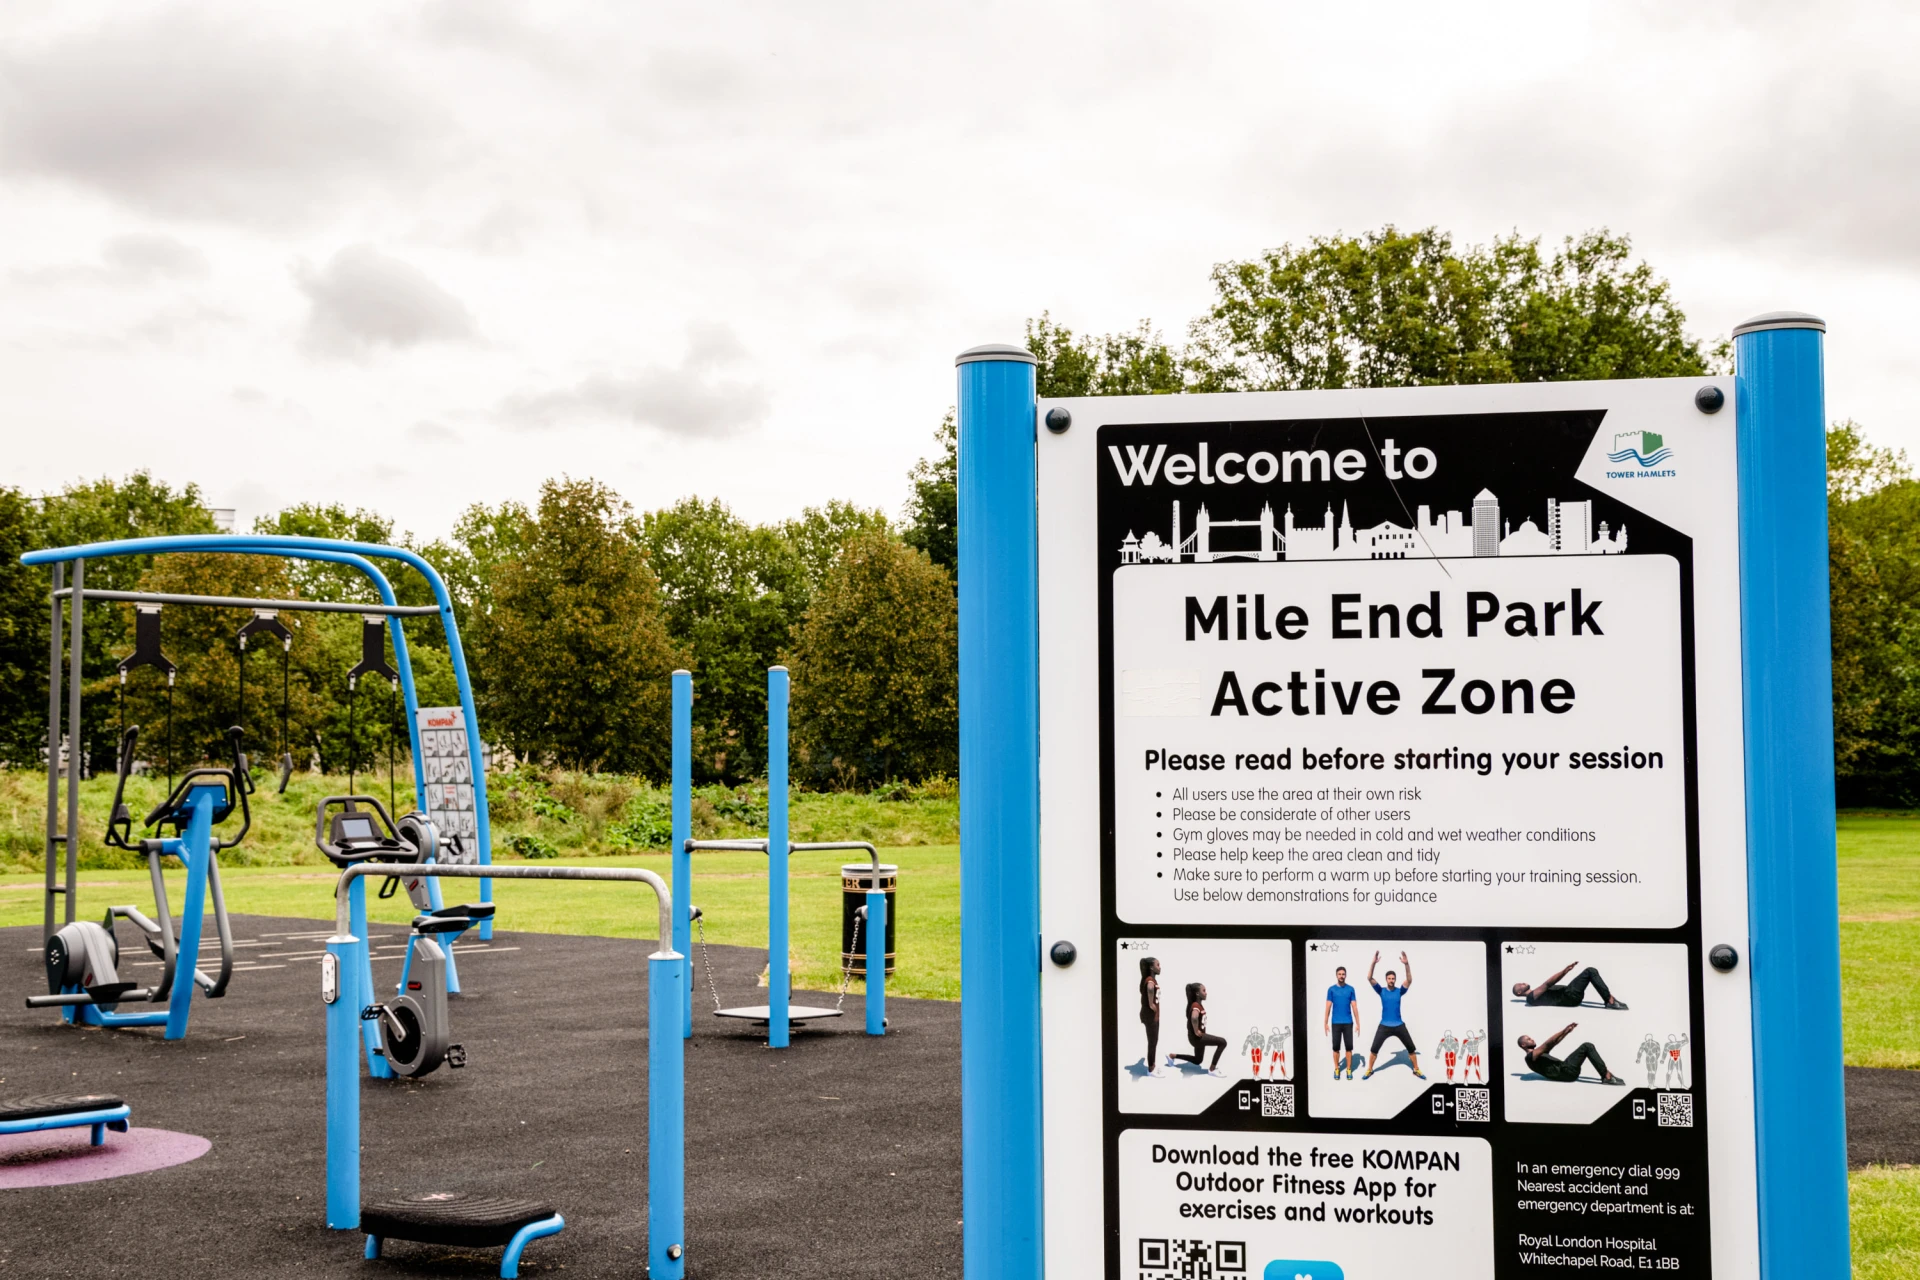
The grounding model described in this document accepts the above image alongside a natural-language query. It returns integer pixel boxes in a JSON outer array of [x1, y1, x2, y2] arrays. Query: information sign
[[415, 705, 482, 857], [1035, 382, 1761, 1279]]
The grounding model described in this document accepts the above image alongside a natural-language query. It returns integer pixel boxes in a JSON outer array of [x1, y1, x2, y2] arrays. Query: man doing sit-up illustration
[[1512, 960, 1629, 1010], [1517, 1023, 1626, 1085]]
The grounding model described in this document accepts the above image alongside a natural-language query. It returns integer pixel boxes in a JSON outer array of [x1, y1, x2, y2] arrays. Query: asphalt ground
[[2, 914, 961, 1279]]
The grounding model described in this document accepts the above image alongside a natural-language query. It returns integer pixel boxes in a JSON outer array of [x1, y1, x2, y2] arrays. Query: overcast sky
[[4, 1, 1913, 540]]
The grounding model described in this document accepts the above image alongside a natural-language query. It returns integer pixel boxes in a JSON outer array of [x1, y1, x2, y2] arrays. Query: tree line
[[1, 224, 1909, 801]]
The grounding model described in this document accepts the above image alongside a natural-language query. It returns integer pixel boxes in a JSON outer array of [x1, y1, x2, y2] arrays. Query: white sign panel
[[1037, 380, 1756, 1280], [416, 705, 481, 856]]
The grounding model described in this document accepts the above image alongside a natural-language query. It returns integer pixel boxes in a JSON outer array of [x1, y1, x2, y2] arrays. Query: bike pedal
[[446, 1044, 468, 1069]]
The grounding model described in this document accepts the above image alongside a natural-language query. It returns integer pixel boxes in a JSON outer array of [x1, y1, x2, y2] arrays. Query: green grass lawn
[[1839, 812, 1920, 1068], [1852, 1164, 1920, 1279], [1, 844, 959, 1001]]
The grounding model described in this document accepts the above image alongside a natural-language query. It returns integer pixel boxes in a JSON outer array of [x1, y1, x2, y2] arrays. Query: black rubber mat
[[1847, 1065, 1920, 1169], [2, 914, 961, 1278]]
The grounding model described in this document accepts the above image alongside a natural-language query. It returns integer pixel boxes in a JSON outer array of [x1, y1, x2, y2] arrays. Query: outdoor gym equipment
[[234, 609, 295, 792], [324, 862, 685, 1279], [26, 723, 245, 1039], [26, 533, 502, 1028], [0, 1094, 132, 1149], [669, 666, 888, 1047], [316, 794, 492, 1077]]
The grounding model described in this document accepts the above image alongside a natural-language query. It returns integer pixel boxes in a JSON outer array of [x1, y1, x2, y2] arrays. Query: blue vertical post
[[672, 670, 693, 1038], [767, 667, 791, 1048], [865, 891, 886, 1036], [955, 343, 1042, 1280], [163, 786, 217, 1040], [348, 877, 392, 1078], [325, 935, 362, 1228], [1733, 311, 1848, 1278], [648, 950, 687, 1278]]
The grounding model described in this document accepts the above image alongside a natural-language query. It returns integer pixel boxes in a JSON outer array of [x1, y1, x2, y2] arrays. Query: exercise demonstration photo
[[0, 6, 1893, 1279]]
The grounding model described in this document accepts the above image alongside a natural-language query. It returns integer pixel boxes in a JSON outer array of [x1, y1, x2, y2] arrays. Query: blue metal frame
[[0, 1104, 131, 1147], [955, 344, 1043, 1280], [23, 533, 496, 933], [865, 889, 886, 1036], [1734, 313, 1849, 1277], [767, 666, 791, 1048], [672, 670, 693, 1038]]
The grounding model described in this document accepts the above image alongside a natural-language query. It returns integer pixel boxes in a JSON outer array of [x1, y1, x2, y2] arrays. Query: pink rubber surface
[[0, 1127, 211, 1189]]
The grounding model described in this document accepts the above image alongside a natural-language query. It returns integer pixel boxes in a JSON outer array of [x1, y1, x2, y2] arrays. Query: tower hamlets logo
[[1608, 429, 1674, 469]]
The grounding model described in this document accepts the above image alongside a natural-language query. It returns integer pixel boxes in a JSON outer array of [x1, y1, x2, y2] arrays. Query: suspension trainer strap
[[346, 615, 397, 800], [117, 605, 177, 790]]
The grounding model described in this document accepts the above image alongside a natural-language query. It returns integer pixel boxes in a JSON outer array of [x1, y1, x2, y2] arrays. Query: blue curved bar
[[24, 535, 493, 921], [500, 1213, 565, 1278]]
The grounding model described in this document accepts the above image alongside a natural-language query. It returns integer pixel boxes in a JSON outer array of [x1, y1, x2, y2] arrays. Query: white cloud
[[101, 233, 208, 279], [293, 244, 478, 358], [0, 10, 449, 225], [498, 323, 768, 436]]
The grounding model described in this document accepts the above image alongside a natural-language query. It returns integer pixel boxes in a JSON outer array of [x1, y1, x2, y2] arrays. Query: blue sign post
[[956, 344, 1043, 1280], [1733, 312, 1849, 1277]]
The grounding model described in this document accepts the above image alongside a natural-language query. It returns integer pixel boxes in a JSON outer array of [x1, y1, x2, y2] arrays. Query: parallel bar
[[672, 670, 692, 1038], [767, 667, 791, 1049], [63, 560, 82, 930], [1733, 314, 1849, 1278], [55, 587, 439, 617], [956, 343, 1043, 1280], [43, 562, 63, 943]]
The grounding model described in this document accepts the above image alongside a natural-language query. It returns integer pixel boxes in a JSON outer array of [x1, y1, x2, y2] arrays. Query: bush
[[507, 832, 560, 859]]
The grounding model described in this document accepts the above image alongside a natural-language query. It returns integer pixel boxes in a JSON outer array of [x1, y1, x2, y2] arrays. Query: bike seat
[[432, 903, 495, 921], [411, 914, 472, 935]]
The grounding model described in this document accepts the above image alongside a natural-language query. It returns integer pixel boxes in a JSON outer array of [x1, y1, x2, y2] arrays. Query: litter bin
[[840, 863, 897, 976]]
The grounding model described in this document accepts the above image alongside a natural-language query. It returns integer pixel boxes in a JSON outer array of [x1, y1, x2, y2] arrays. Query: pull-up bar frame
[[25, 534, 498, 944]]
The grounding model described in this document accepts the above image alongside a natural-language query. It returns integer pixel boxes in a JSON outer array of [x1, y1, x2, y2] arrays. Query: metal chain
[[694, 910, 723, 1013], [835, 908, 863, 1012]]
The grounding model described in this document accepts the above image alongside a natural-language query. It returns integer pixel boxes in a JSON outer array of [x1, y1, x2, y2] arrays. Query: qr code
[[1261, 1082, 1295, 1118], [1139, 1239, 1246, 1279], [1456, 1087, 1490, 1122], [1657, 1092, 1694, 1128]]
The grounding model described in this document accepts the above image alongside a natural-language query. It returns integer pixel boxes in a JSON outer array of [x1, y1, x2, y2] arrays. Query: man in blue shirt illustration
[[1363, 950, 1426, 1080], [1323, 965, 1361, 1080]]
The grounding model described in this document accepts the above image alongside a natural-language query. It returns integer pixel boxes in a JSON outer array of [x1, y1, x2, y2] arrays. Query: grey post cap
[[1732, 310, 1826, 337], [955, 342, 1037, 367]]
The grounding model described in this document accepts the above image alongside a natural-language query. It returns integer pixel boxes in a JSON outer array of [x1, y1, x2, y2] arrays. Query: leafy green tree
[[788, 530, 957, 786], [636, 497, 804, 783], [1827, 422, 1920, 805], [779, 500, 893, 603], [1027, 313, 1184, 397], [470, 479, 683, 776], [0, 489, 45, 766], [33, 473, 218, 772], [903, 412, 958, 577], [250, 504, 398, 604], [418, 499, 536, 637], [1186, 227, 1717, 391]]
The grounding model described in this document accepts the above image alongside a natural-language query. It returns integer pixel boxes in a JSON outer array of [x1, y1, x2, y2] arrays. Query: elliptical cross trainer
[[29, 725, 247, 1039]]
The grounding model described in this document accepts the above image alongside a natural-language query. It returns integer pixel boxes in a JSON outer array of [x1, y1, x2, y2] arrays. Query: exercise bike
[[316, 796, 491, 1077], [28, 725, 244, 1040]]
